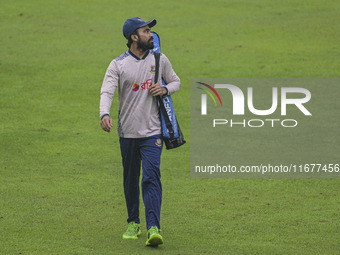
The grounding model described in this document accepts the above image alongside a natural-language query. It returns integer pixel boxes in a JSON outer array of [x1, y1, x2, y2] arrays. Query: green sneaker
[[122, 222, 141, 240], [145, 226, 163, 246]]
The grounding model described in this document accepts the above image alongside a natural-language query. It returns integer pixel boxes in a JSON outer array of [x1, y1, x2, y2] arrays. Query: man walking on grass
[[99, 17, 180, 246]]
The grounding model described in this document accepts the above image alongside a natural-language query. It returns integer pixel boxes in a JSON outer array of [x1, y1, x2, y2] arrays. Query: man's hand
[[101, 115, 113, 132], [149, 82, 167, 97]]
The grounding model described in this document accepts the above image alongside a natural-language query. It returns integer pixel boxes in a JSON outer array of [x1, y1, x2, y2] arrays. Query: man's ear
[[132, 34, 138, 42]]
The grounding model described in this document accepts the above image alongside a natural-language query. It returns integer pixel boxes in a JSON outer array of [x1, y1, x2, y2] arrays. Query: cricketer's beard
[[137, 37, 154, 51]]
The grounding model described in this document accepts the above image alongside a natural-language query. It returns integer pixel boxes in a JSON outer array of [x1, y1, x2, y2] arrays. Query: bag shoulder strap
[[154, 52, 160, 83], [154, 52, 175, 138]]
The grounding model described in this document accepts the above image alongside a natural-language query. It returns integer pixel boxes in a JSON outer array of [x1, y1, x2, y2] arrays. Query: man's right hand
[[101, 115, 113, 132]]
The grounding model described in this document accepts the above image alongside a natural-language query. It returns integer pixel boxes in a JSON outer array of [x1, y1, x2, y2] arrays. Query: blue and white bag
[[152, 32, 186, 150]]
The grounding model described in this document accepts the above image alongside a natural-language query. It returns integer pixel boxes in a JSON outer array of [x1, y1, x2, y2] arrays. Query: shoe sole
[[145, 234, 163, 246], [122, 229, 141, 240]]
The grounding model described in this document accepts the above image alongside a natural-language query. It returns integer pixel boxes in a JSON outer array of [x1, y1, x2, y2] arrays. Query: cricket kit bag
[[152, 32, 186, 150]]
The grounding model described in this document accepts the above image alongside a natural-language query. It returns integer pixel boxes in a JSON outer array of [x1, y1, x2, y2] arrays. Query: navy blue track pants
[[119, 134, 163, 230]]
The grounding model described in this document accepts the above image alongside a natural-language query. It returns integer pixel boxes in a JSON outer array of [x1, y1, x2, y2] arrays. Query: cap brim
[[145, 19, 157, 28]]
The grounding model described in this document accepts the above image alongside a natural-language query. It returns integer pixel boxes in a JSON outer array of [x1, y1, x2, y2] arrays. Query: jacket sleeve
[[161, 53, 180, 95], [99, 60, 119, 119]]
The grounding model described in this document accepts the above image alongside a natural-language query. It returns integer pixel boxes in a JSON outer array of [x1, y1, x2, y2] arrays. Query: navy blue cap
[[123, 17, 157, 39]]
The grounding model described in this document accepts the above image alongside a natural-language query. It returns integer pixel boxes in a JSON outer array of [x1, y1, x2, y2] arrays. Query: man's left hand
[[149, 82, 167, 97]]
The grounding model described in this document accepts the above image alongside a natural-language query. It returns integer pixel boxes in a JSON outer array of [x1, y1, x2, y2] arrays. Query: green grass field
[[1, 0, 339, 254]]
